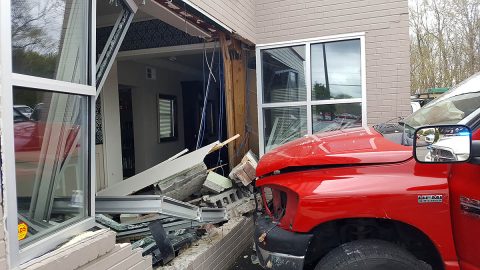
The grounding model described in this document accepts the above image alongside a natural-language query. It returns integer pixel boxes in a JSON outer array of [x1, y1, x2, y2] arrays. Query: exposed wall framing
[[220, 34, 249, 168]]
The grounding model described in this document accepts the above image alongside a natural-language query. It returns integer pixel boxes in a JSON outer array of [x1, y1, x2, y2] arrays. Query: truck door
[[449, 128, 480, 270]]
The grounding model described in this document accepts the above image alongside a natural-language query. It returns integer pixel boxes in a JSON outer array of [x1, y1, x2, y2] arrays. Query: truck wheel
[[315, 239, 431, 270]]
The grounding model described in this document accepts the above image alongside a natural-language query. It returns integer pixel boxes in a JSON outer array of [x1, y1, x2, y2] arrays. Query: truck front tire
[[314, 239, 432, 270]]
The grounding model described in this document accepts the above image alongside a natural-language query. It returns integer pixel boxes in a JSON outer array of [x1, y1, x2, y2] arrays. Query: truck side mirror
[[413, 125, 472, 163]]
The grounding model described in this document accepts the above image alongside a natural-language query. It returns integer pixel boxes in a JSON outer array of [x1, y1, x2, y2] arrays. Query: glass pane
[[312, 103, 362, 133], [96, 1, 134, 88], [11, 0, 89, 84], [263, 106, 307, 152], [13, 87, 89, 247], [261, 45, 307, 103], [311, 39, 361, 100]]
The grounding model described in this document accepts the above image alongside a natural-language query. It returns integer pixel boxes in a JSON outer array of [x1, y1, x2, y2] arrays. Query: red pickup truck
[[254, 73, 480, 270]]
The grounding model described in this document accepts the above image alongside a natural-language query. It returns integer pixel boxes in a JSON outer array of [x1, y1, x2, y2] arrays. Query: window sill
[[21, 229, 116, 270]]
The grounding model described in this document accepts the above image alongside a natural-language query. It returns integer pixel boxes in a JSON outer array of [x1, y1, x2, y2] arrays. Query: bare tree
[[410, 0, 480, 93]]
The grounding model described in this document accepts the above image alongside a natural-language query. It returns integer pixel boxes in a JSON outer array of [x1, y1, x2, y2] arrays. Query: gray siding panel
[[188, 0, 257, 43], [185, 0, 410, 123], [256, 0, 410, 124]]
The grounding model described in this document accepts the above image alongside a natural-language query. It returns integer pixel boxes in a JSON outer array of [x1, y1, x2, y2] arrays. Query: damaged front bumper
[[254, 214, 313, 270]]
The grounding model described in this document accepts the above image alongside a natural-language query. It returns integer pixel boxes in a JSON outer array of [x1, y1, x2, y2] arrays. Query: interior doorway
[[181, 79, 228, 169], [118, 86, 136, 178]]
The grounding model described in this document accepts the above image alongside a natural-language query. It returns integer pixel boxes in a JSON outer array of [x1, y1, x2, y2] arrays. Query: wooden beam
[[232, 56, 247, 162], [220, 33, 236, 169]]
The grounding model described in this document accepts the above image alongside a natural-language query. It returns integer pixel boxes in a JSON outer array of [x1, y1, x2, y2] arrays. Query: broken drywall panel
[[156, 163, 207, 201], [166, 149, 189, 162], [97, 142, 219, 196], [202, 172, 233, 194]]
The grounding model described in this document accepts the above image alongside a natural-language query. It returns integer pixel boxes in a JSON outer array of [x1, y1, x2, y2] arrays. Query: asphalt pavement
[[229, 245, 263, 270]]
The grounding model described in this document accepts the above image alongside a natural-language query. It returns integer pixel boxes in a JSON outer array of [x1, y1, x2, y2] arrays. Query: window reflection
[[262, 45, 307, 103], [13, 87, 89, 247], [264, 106, 308, 152], [312, 103, 362, 133], [11, 0, 89, 84], [311, 39, 361, 100]]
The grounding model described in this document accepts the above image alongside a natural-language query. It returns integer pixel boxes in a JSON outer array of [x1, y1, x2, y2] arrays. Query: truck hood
[[257, 127, 412, 177]]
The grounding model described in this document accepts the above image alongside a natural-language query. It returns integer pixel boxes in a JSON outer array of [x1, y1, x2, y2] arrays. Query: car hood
[[256, 127, 412, 177]]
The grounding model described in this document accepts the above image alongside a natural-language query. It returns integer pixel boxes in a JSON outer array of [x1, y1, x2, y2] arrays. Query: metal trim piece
[[199, 208, 228, 223], [95, 195, 227, 223]]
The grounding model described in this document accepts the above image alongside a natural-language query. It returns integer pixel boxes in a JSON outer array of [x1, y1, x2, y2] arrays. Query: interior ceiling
[[97, 1, 154, 27], [133, 53, 218, 79], [136, 53, 215, 72], [97, 0, 213, 38]]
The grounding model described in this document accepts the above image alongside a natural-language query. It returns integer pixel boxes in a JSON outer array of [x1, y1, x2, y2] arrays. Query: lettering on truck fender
[[418, 195, 443, 203]]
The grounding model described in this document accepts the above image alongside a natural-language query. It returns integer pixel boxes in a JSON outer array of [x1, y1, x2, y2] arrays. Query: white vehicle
[[425, 134, 435, 144], [425, 135, 471, 162], [13, 105, 33, 119], [411, 101, 421, 113]]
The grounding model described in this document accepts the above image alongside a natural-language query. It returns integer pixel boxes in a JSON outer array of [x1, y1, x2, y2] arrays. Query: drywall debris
[[202, 171, 233, 194], [156, 163, 207, 201], [98, 136, 240, 197], [97, 142, 218, 196]]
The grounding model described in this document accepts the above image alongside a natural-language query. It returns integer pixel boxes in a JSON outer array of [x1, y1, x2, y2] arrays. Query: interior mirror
[[414, 125, 471, 163]]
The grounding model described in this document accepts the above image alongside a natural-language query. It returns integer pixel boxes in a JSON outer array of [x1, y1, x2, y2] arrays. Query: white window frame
[[256, 33, 367, 156], [0, 1, 97, 267]]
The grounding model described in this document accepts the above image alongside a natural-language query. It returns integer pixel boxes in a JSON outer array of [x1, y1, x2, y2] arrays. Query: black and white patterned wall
[[96, 97, 103, 145], [97, 19, 204, 54]]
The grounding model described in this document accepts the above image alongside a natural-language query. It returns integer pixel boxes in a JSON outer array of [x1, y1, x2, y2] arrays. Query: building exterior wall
[[188, 0, 257, 44], [255, 0, 410, 124]]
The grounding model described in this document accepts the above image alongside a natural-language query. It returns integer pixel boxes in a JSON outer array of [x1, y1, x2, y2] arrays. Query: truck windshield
[[374, 73, 480, 146], [403, 73, 480, 128]]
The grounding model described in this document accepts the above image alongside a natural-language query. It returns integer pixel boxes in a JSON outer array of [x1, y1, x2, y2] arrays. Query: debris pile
[[95, 136, 260, 267]]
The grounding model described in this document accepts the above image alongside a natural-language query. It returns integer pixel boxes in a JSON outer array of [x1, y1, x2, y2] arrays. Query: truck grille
[[262, 187, 287, 221]]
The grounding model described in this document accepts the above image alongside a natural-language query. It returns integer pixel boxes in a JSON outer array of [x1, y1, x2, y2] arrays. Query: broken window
[[5, 0, 96, 265], [258, 36, 365, 154], [158, 95, 177, 142], [13, 87, 89, 248]]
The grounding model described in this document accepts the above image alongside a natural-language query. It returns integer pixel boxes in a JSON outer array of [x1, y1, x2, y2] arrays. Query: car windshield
[[16, 107, 31, 114], [403, 73, 480, 128]]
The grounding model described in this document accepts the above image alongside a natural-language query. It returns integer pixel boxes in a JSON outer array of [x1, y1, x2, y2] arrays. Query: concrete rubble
[[202, 171, 233, 194], [94, 136, 259, 268], [229, 151, 258, 186]]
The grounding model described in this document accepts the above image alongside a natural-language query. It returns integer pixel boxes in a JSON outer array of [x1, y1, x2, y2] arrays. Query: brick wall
[[161, 216, 254, 270], [255, 0, 411, 124], [187, 0, 256, 44], [24, 229, 152, 270]]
